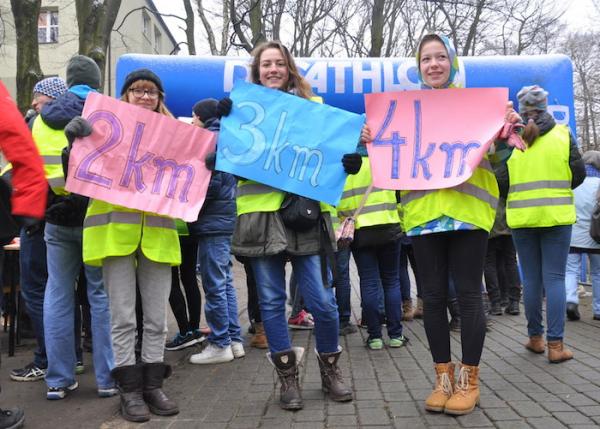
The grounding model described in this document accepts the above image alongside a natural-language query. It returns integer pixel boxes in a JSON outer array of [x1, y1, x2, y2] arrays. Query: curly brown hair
[[250, 41, 314, 100]]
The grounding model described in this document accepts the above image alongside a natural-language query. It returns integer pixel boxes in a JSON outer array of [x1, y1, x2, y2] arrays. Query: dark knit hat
[[66, 55, 101, 89], [120, 69, 164, 96], [192, 98, 218, 122], [33, 77, 67, 99], [517, 85, 548, 114]]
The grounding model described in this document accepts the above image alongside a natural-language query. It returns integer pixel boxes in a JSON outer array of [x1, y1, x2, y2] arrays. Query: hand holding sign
[[217, 80, 364, 206], [364, 88, 507, 190], [65, 93, 216, 221]]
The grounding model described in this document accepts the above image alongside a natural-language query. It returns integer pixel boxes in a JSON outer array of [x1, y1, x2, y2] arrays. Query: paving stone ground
[[1, 260, 599, 428]]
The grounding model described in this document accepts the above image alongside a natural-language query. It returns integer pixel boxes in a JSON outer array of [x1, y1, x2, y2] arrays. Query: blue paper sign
[[217, 80, 364, 206]]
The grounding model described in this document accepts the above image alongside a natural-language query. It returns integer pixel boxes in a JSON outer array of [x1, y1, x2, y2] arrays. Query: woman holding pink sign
[[69, 69, 180, 422], [396, 34, 520, 416]]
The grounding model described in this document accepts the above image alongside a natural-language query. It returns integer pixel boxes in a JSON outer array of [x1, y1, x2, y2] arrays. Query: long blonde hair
[[120, 80, 174, 118], [250, 41, 314, 99]]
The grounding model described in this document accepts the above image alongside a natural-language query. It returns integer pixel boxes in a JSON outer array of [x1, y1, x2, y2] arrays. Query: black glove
[[62, 146, 71, 178], [205, 151, 216, 171], [216, 97, 233, 118], [64, 116, 92, 146], [14, 216, 43, 236], [342, 153, 362, 175]]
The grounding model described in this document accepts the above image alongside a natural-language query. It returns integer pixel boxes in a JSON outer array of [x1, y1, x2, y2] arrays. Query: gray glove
[[64, 116, 92, 146]]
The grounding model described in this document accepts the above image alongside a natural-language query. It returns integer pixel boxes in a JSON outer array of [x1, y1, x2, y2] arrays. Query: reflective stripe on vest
[[401, 156, 499, 232], [337, 157, 400, 230], [83, 200, 180, 267], [506, 125, 575, 228], [235, 180, 285, 215], [32, 116, 68, 195]]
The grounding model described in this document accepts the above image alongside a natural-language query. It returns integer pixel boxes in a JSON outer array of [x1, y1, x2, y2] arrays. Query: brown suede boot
[[444, 364, 480, 415], [425, 362, 455, 412], [317, 348, 352, 402], [525, 335, 545, 354], [269, 348, 304, 410], [413, 298, 424, 319], [402, 300, 414, 321], [250, 322, 268, 349], [547, 340, 574, 363]]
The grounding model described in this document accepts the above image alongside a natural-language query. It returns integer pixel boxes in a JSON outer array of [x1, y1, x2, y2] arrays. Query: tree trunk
[[369, 0, 384, 57], [10, 0, 43, 114], [75, 0, 122, 92], [183, 0, 196, 55]]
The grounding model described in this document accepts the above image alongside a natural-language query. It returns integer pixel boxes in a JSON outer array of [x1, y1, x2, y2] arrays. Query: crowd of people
[[0, 31, 596, 427]]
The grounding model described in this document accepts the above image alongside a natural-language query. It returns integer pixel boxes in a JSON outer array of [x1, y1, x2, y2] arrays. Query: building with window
[[0, 0, 178, 98]]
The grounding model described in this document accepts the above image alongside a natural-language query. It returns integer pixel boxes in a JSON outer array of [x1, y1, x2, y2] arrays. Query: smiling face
[[258, 48, 290, 90], [419, 40, 451, 89], [126, 79, 160, 111]]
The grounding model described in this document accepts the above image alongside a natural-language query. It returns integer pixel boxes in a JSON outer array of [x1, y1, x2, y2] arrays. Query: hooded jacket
[[38, 90, 89, 226], [570, 152, 600, 250], [186, 117, 237, 236]]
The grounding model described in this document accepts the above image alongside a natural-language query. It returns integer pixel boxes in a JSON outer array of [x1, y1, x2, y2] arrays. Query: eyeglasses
[[128, 88, 161, 99]]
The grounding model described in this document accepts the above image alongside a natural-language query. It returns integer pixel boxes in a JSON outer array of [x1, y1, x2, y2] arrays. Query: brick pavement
[[1, 261, 600, 428]]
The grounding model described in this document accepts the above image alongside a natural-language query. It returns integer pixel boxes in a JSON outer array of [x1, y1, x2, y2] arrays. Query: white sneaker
[[231, 341, 245, 358], [189, 343, 234, 364]]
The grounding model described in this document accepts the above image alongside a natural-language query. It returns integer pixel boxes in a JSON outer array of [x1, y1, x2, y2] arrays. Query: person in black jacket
[[187, 98, 244, 364]]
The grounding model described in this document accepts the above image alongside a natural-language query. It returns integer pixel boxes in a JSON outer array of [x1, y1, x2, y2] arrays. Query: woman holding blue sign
[[224, 40, 363, 411], [395, 34, 520, 416]]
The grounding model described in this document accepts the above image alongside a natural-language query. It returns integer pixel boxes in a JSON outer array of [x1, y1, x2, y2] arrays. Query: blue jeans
[[512, 226, 571, 341], [352, 240, 403, 339], [566, 253, 600, 315], [251, 253, 339, 353], [44, 223, 115, 389], [197, 235, 241, 347], [334, 248, 352, 324], [19, 227, 47, 368]]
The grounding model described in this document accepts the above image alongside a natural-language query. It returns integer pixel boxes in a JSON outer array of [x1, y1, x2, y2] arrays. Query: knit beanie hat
[[33, 77, 68, 99], [517, 85, 548, 114], [582, 150, 600, 170], [66, 55, 101, 89], [120, 69, 164, 96], [192, 98, 218, 122]]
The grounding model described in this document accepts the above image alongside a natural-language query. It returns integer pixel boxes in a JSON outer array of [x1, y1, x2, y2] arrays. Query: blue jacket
[[571, 164, 600, 250], [187, 117, 236, 236]]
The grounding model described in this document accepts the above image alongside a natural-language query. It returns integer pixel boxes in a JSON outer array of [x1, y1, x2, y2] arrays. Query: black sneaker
[[165, 331, 204, 351], [47, 381, 78, 400], [490, 302, 503, 316], [339, 322, 358, 336], [0, 406, 25, 429], [566, 302, 580, 321], [10, 363, 46, 382], [505, 300, 520, 315]]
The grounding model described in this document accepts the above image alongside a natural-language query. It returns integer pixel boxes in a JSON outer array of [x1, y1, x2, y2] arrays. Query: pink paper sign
[[364, 88, 507, 190], [65, 92, 216, 222]]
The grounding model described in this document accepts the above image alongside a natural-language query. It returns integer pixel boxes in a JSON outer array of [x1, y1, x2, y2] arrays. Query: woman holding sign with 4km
[[221, 40, 363, 411], [388, 34, 521, 417], [66, 69, 180, 423]]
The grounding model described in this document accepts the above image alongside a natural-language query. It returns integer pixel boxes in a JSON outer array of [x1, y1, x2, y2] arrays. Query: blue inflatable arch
[[116, 54, 575, 134]]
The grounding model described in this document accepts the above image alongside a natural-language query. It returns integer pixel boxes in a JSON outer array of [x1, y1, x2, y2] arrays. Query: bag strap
[[352, 182, 374, 219]]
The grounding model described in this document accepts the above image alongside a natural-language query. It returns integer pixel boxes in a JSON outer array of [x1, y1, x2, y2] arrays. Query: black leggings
[[411, 230, 487, 366], [169, 236, 201, 333]]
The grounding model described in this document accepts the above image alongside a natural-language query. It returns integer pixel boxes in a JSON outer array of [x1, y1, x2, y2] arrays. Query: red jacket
[[0, 81, 47, 219]]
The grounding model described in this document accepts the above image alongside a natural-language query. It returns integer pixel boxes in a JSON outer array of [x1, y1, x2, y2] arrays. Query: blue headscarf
[[416, 34, 461, 89]]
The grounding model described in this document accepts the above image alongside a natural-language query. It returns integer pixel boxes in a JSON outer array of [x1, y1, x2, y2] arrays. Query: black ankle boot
[[448, 298, 461, 332], [111, 365, 150, 422], [269, 348, 303, 410], [143, 363, 179, 416], [317, 348, 352, 402]]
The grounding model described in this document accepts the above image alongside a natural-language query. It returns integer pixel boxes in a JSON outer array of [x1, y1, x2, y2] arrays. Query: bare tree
[[183, 0, 196, 55], [10, 0, 43, 114], [75, 0, 122, 92], [195, 0, 232, 55]]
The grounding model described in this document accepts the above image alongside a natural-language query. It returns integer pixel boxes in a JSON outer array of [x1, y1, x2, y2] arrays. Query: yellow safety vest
[[31, 115, 68, 195], [82, 199, 181, 267], [337, 156, 400, 229], [400, 156, 499, 232], [506, 125, 575, 228]]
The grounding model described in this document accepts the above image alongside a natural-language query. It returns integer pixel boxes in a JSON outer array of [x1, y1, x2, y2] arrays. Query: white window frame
[[38, 9, 58, 44]]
